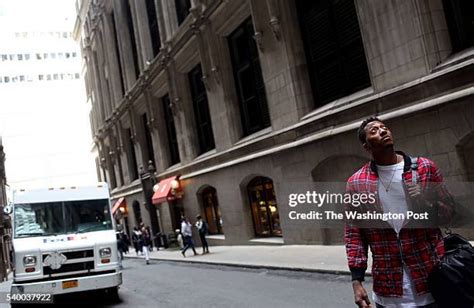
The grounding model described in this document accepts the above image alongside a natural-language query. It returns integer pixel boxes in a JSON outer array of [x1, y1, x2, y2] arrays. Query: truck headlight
[[23, 255, 37, 266], [99, 248, 111, 258]]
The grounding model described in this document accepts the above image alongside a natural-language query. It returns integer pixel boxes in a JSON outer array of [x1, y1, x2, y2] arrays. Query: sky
[[0, 0, 97, 195]]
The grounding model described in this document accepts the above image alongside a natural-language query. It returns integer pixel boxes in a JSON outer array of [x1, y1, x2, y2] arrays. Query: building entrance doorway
[[201, 187, 223, 234], [247, 177, 282, 237]]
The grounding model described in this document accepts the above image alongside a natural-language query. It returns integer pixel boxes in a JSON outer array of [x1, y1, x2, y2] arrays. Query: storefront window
[[201, 187, 223, 235], [248, 177, 282, 237]]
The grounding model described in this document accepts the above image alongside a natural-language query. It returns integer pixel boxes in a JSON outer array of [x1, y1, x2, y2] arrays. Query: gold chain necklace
[[379, 168, 397, 192], [378, 155, 403, 192]]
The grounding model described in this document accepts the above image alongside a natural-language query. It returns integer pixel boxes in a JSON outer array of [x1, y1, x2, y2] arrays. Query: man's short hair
[[357, 116, 382, 144]]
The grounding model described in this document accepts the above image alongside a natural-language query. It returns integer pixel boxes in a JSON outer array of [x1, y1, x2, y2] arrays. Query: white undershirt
[[373, 161, 434, 307]]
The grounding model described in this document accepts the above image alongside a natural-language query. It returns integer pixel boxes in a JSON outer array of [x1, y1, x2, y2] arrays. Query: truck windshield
[[14, 199, 113, 238]]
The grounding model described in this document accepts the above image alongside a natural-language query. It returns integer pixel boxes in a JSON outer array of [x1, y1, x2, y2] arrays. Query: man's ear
[[362, 142, 371, 153]]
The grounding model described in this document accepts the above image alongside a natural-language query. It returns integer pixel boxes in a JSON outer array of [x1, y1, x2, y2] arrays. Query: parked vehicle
[[9, 183, 122, 302]]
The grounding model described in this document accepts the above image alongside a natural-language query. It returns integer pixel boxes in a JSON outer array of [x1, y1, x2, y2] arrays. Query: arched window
[[311, 155, 368, 245], [132, 200, 142, 226], [200, 187, 223, 235], [247, 177, 282, 237]]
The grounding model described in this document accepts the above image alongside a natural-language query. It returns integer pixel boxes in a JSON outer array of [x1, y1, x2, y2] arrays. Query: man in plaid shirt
[[346, 117, 455, 308]]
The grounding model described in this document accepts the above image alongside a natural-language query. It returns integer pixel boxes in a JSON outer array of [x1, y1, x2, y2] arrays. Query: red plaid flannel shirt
[[345, 152, 455, 297]]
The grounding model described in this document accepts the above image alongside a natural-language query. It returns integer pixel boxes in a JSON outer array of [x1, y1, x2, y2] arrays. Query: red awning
[[152, 176, 181, 204], [111, 197, 126, 215]]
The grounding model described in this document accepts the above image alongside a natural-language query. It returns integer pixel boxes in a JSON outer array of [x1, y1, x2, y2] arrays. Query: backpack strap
[[410, 156, 419, 184], [411, 156, 453, 235]]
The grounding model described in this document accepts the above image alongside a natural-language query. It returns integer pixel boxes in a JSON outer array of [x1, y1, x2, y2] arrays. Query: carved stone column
[[135, 0, 155, 68], [113, 0, 139, 90], [102, 12, 125, 106]]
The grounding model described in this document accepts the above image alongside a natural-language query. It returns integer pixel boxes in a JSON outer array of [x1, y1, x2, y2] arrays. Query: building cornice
[[155, 58, 473, 180], [177, 85, 474, 180]]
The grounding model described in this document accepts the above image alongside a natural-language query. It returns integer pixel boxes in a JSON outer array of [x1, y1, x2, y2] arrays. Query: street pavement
[[124, 244, 372, 276], [2, 243, 473, 307], [0, 245, 372, 308], [0, 258, 369, 307], [114, 258, 362, 308]]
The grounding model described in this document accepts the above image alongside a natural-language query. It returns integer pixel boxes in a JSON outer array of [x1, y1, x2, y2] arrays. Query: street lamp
[[170, 179, 179, 196], [139, 160, 160, 248], [147, 160, 156, 178], [170, 179, 179, 189]]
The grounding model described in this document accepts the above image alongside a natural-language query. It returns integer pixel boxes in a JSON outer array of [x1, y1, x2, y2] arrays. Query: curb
[[123, 255, 363, 277]]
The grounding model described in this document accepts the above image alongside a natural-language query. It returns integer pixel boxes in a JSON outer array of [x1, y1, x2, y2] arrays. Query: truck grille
[[42, 249, 95, 277], [42, 249, 94, 262], [43, 261, 95, 275]]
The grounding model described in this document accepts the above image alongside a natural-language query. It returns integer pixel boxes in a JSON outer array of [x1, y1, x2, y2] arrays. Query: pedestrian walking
[[116, 231, 124, 270], [195, 215, 209, 254], [145, 226, 154, 252], [141, 225, 151, 265], [345, 117, 455, 308], [132, 227, 143, 256], [181, 217, 197, 257], [123, 232, 130, 254], [176, 229, 184, 249]]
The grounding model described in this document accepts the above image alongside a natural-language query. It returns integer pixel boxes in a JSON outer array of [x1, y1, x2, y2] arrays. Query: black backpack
[[200, 221, 208, 235], [410, 157, 474, 307], [428, 232, 474, 307]]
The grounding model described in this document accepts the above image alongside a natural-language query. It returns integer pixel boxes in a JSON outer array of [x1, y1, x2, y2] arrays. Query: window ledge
[[110, 179, 143, 199], [111, 178, 141, 192], [432, 47, 474, 73], [234, 126, 273, 147], [207, 234, 226, 240], [194, 149, 218, 163], [249, 237, 284, 244], [301, 87, 374, 122], [164, 162, 183, 173]]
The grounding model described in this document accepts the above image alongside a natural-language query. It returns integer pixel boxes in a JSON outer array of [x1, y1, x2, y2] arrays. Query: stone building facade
[[0, 137, 10, 280], [0, 137, 6, 223], [74, 0, 474, 245]]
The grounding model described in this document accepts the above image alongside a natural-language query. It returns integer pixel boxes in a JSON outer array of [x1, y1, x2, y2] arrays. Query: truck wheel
[[103, 286, 119, 303]]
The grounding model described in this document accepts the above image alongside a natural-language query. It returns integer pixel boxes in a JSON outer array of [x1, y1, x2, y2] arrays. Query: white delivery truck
[[9, 183, 122, 301]]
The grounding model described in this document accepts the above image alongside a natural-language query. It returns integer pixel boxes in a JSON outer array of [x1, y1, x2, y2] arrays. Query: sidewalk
[[124, 245, 371, 276]]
